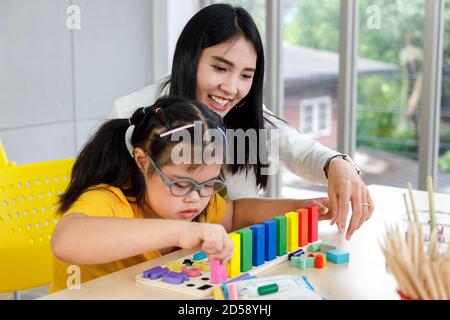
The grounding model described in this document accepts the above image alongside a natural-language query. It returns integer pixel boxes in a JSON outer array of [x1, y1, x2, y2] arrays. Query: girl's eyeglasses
[[146, 153, 226, 197]]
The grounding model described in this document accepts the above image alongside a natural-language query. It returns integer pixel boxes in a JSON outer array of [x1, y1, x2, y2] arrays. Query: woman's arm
[[51, 213, 233, 265], [222, 197, 331, 232]]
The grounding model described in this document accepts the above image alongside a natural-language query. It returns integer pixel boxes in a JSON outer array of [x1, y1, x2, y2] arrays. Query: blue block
[[263, 220, 277, 261], [193, 250, 207, 261], [250, 224, 265, 266], [288, 248, 305, 261], [326, 249, 350, 264]]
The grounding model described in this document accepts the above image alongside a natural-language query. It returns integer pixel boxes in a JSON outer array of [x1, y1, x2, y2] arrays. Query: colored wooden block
[[193, 250, 207, 261], [285, 211, 299, 252], [274, 216, 287, 256], [320, 241, 337, 253], [299, 254, 308, 270], [290, 256, 302, 268], [201, 262, 210, 272], [308, 242, 321, 252], [296, 208, 309, 247], [237, 229, 253, 272], [210, 258, 227, 284], [227, 233, 241, 278], [166, 261, 183, 272], [306, 256, 316, 268], [250, 224, 265, 266], [326, 249, 350, 264], [315, 255, 324, 268], [228, 284, 240, 300], [288, 248, 304, 261], [306, 205, 319, 243], [323, 256, 327, 266], [263, 220, 277, 261], [213, 286, 225, 300], [182, 266, 202, 277]]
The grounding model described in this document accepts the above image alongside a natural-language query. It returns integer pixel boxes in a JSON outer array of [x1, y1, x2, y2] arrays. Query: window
[[438, 0, 450, 193], [299, 96, 332, 137], [356, 0, 424, 189]]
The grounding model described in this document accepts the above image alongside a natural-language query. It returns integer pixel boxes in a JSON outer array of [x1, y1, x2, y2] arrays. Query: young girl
[[50, 96, 330, 293], [111, 3, 374, 241]]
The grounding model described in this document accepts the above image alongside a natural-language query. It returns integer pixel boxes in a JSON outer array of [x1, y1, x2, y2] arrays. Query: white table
[[40, 185, 450, 300]]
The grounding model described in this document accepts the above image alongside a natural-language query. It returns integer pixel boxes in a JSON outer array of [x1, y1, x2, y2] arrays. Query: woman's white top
[[110, 81, 338, 200]]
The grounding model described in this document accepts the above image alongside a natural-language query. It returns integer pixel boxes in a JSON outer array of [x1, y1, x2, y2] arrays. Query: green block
[[308, 242, 321, 252], [297, 255, 308, 270], [291, 256, 302, 268], [237, 228, 253, 272], [320, 241, 337, 253], [307, 257, 316, 268], [299, 258, 307, 270], [274, 216, 287, 256]]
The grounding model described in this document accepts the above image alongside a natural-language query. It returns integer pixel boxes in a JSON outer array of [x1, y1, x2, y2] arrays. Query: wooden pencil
[[427, 176, 436, 233], [407, 182, 419, 223]]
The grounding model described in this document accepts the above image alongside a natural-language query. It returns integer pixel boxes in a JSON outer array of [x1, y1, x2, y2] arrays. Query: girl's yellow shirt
[[49, 184, 226, 293]]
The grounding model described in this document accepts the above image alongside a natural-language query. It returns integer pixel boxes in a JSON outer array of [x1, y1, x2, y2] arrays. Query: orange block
[[296, 208, 309, 247]]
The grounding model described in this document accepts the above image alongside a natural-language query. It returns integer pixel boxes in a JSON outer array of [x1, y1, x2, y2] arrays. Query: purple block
[[226, 272, 255, 284], [162, 271, 188, 284], [151, 267, 169, 279], [143, 266, 169, 279]]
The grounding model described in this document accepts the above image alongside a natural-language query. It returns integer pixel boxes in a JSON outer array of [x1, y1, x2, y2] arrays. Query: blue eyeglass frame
[[146, 152, 226, 197]]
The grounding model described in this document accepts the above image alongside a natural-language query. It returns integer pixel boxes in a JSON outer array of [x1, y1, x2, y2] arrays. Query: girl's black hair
[[167, 3, 269, 190], [58, 96, 225, 215]]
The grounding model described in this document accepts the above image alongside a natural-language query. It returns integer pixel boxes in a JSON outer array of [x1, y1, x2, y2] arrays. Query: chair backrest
[[0, 158, 74, 293], [0, 140, 15, 169]]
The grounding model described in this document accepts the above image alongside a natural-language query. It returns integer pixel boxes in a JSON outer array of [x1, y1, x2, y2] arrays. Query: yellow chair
[[0, 158, 74, 296], [0, 140, 15, 169]]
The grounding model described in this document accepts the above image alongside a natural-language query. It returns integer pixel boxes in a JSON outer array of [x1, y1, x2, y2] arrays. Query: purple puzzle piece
[[143, 266, 169, 279], [162, 271, 189, 284]]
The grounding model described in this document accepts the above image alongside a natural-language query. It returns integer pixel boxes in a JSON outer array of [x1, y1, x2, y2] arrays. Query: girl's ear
[[133, 147, 149, 174]]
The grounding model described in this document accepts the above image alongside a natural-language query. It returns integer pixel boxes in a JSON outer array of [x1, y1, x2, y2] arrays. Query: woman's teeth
[[210, 95, 230, 107]]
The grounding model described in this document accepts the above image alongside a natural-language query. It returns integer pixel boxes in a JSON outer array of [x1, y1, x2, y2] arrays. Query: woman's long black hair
[[58, 96, 225, 215], [167, 3, 269, 190]]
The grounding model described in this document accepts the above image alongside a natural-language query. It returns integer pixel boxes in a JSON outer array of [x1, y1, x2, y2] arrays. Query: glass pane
[[438, 0, 450, 194], [282, 0, 340, 196], [356, 0, 424, 190]]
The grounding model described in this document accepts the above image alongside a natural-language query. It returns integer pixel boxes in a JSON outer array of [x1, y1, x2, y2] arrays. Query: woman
[[110, 4, 373, 240]]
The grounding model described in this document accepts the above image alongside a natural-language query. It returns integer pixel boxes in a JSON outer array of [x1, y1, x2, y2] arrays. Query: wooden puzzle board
[[135, 241, 319, 297]]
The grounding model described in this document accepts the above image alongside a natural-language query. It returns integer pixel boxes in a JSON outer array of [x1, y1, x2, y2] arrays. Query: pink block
[[210, 258, 227, 284], [182, 266, 202, 277], [228, 284, 240, 300]]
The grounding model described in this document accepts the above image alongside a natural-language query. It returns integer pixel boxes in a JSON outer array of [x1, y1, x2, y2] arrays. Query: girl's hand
[[176, 222, 234, 263], [326, 158, 374, 241]]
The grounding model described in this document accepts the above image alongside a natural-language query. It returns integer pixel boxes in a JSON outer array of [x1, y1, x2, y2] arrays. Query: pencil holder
[[402, 209, 449, 254], [397, 290, 415, 300]]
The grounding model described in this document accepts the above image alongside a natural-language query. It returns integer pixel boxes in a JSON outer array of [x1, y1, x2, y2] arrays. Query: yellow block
[[227, 233, 241, 278], [213, 286, 225, 300], [167, 261, 183, 272], [285, 212, 299, 252]]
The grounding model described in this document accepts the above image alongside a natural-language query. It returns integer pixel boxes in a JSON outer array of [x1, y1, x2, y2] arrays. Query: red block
[[315, 254, 324, 268], [306, 205, 318, 243], [296, 208, 309, 247]]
